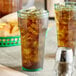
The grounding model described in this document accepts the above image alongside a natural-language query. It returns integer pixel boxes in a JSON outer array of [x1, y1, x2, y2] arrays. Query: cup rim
[[54, 2, 76, 10], [17, 9, 49, 18]]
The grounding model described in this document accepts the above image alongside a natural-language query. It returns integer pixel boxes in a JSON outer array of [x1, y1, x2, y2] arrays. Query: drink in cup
[[17, 8, 48, 71], [55, 2, 76, 52]]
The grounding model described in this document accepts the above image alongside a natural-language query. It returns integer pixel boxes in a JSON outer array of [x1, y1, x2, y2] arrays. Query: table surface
[[0, 20, 76, 76]]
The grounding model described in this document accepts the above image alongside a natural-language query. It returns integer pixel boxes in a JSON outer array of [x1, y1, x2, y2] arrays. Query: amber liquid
[[19, 14, 46, 69], [55, 9, 76, 49]]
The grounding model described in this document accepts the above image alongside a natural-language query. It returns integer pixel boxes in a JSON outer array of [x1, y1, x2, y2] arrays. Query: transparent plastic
[[55, 2, 76, 52], [17, 9, 48, 71]]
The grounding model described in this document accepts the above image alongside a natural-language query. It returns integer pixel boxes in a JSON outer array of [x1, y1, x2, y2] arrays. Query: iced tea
[[18, 9, 48, 71], [55, 3, 76, 50]]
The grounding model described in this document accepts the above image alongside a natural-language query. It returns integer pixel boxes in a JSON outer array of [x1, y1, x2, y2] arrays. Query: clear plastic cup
[[54, 2, 76, 53], [17, 9, 49, 71]]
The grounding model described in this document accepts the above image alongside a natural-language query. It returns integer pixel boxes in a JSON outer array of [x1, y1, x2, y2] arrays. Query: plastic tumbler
[[54, 2, 76, 53], [17, 9, 48, 71]]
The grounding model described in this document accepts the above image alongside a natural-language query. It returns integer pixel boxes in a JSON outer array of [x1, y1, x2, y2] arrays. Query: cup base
[[22, 67, 43, 72]]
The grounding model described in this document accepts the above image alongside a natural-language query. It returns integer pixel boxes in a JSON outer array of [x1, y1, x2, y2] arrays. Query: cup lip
[[54, 2, 76, 9], [54, 1, 76, 7], [17, 9, 49, 18], [55, 1, 76, 5]]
